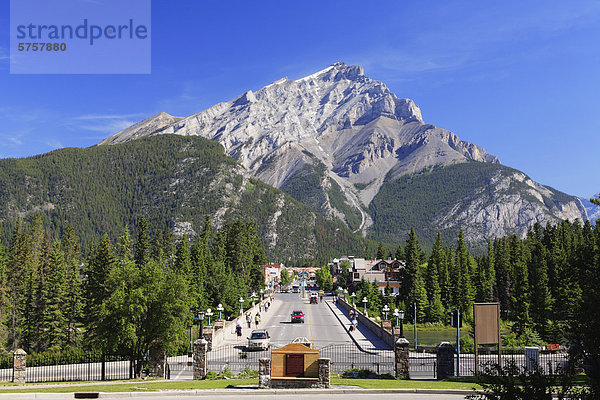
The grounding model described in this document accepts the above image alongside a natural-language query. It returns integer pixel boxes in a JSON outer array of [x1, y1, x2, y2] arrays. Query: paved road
[[260, 292, 349, 347]]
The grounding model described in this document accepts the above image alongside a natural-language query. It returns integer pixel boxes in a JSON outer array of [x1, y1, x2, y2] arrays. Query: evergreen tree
[[84, 234, 116, 329], [455, 230, 474, 318], [425, 233, 444, 322], [61, 225, 82, 344], [509, 234, 531, 336], [401, 228, 422, 303], [395, 244, 405, 260], [376, 242, 386, 260], [173, 235, 192, 277], [527, 223, 553, 338], [44, 241, 67, 350], [134, 217, 151, 268]]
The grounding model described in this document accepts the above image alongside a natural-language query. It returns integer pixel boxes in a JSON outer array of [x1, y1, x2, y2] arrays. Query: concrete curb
[[0, 387, 478, 398]]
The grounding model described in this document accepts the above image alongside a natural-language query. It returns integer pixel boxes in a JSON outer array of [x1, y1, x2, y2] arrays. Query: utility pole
[[413, 302, 417, 351]]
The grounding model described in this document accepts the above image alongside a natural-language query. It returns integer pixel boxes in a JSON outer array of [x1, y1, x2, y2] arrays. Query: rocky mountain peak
[[96, 63, 589, 243]]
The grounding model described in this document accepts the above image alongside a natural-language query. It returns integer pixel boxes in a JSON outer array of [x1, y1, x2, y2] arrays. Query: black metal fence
[[26, 352, 132, 383], [458, 351, 569, 377], [207, 344, 275, 374], [319, 344, 394, 375]]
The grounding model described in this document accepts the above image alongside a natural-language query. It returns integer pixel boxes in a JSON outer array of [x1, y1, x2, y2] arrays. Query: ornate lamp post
[[343, 289, 348, 300], [251, 292, 257, 307], [362, 297, 368, 316], [197, 310, 205, 341], [398, 309, 405, 337], [206, 308, 213, 327], [260, 289, 264, 301], [351, 292, 356, 307], [239, 297, 244, 315], [382, 304, 390, 321], [216, 304, 224, 321]]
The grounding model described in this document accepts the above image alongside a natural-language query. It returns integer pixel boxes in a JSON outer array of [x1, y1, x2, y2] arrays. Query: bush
[[205, 371, 217, 379], [466, 360, 593, 400]]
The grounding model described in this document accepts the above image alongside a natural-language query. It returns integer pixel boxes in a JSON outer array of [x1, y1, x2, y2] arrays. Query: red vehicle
[[290, 310, 305, 323], [309, 293, 318, 304]]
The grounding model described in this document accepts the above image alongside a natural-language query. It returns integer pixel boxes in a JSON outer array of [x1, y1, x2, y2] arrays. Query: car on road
[[290, 310, 305, 323], [247, 329, 270, 350], [309, 293, 318, 304]]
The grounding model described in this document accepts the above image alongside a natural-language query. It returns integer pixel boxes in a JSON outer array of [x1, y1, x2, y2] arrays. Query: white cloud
[[45, 139, 64, 149], [69, 113, 146, 135]]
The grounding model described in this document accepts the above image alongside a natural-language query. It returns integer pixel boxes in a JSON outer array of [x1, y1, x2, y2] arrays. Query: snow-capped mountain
[[100, 62, 589, 246]]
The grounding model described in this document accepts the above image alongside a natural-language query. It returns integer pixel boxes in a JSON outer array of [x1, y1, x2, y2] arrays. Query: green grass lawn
[[0, 377, 482, 393]]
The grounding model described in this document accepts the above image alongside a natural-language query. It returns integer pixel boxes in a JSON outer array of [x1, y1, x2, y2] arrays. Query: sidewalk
[[325, 299, 390, 352], [220, 297, 277, 346]]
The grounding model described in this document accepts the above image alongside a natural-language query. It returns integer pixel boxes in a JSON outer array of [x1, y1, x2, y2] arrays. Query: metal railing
[[25, 352, 132, 383]]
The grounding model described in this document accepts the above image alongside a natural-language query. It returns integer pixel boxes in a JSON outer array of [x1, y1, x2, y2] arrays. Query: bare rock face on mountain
[[100, 62, 589, 246]]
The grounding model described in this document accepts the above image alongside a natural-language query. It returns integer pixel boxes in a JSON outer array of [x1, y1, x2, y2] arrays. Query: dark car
[[290, 310, 304, 323]]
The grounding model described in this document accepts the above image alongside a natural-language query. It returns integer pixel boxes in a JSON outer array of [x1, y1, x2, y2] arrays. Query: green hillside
[[0, 134, 369, 262], [368, 161, 571, 250]]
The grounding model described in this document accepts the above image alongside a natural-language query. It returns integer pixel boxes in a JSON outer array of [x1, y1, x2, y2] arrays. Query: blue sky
[[0, 0, 599, 198]]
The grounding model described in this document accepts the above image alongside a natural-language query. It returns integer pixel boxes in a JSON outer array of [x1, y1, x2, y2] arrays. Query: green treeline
[[0, 214, 267, 364], [0, 134, 370, 263], [352, 220, 599, 351]]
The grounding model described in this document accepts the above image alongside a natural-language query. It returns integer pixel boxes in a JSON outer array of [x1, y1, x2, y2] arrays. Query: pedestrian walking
[[255, 313, 261, 327], [235, 321, 242, 340], [246, 312, 252, 328], [352, 316, 358, 332]]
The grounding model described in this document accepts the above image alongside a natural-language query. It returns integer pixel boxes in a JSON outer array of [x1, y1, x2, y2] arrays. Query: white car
[[247, 329, 270, 351]]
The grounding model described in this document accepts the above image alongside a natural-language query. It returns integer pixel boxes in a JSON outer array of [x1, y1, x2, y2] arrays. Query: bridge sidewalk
[[325, 299, 391, 352]]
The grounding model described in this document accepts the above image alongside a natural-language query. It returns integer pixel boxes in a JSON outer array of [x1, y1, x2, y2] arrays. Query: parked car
[[247, 329, 270, 350], [290, 310, 305, 323], [309, 293, 318, 304]]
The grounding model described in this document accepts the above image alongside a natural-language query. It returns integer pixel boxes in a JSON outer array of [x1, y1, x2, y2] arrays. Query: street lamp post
[[362, 297, 368, 317], [351, 292, 356, 307], [206, 308, 213, 327], [216, 304, 224, 321], [399, 309, 405, 337], [251, 292, 257, 307], [343, 289, 348, 300], [197, 311, 205, 341], [260, 289, 264, 301], [382, 305, 390, 321], [239, 297, 244, 315]]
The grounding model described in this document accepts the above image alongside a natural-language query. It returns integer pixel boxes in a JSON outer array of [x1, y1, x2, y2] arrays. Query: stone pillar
[[193, 338, 208, 379], [395, 337, 410, 379], [258, 357, 271, 389], [381, 320, 392, 332], [436, 342, 455, 380], [202, 326, 214, 351], [13, 348, 27, 384], [147, 342, 167, 378], [318, 358, 330, 388]]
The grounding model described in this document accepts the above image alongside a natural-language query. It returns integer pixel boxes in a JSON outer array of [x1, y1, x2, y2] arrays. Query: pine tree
[[401, 228, 422, 304], [134, 217, 151, 268], [376, 242, 385, 260], [395, 244, 405, 260], [455, 230, 474, 316], [509, 234, 531, 336], [527, 223, 553, 338], [425, 233, 444, 322], [174, 235, 192, 277], [61, 225, 82, 344], [84, 234, 116, 328], [475, 240, 496, 302], [44, 241, 67, 350]]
